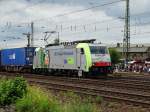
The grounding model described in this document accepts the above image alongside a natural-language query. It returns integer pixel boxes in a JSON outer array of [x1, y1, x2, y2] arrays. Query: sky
[[0, 0, 150, 48]]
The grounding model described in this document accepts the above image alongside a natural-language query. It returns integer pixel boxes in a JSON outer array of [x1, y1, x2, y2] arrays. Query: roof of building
[[115, 47, 150, 53], [107, 43, 150, 48]]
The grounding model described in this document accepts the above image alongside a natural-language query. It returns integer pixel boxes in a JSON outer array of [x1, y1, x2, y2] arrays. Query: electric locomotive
[[33, 39, 112, 76]]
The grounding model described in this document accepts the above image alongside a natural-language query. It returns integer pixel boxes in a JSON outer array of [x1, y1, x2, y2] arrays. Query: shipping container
[[1, 47, 35, 66]]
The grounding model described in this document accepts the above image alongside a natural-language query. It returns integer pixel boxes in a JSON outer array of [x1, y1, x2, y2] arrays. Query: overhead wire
[[2, 17, 150, 41], [8, 0, 125, 24], [1, 0, 150, 43], [0, 0, 124, 33]]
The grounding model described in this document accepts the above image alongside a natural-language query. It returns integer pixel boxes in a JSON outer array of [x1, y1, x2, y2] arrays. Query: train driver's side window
[[81, 48, 84, 54]]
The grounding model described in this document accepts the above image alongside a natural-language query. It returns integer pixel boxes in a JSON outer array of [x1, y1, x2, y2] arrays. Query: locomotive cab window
[[90, 46, 108, 54], [81, 48, 84, 54]]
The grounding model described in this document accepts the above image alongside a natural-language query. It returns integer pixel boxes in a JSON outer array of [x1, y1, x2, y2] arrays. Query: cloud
[[103, 0, 150, 18], [0, 0, 150, 48]]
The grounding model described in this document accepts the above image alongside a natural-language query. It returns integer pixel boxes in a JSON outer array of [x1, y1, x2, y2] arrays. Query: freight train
[[0, 39, 112, 77]]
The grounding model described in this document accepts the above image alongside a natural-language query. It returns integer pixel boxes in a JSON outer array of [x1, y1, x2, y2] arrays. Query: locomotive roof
[[46, 43, 107, 50], [88, 43, 107, 47]]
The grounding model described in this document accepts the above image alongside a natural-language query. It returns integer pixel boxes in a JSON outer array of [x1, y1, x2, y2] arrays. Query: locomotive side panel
[[47, 47, 85, 70], [33, 48, 46, 69]]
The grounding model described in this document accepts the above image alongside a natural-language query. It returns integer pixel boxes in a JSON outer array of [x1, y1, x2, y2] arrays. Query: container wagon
[[1, 47, 35, 72]]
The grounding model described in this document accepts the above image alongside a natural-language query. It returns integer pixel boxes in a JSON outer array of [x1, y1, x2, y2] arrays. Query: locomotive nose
[[93, 62, 111, 67]]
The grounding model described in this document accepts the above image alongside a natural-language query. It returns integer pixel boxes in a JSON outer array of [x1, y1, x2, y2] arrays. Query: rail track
[[0, 72, 150, 107]]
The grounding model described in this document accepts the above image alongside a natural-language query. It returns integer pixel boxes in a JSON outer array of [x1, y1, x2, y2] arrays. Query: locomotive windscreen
[[90, 46, 108, 54]]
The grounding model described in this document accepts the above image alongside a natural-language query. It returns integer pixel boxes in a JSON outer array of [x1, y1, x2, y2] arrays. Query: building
[[113, 44, 150, 61]]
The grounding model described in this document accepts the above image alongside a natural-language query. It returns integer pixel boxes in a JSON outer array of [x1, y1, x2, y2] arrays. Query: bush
[[16, 86, 60, 112], [0, 77, 27, 106], [109, 48, 121, 64]]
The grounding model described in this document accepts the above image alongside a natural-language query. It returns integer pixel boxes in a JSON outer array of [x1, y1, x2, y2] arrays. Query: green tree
[[53, 38, 60, 44], [109, 48, 121, 65]]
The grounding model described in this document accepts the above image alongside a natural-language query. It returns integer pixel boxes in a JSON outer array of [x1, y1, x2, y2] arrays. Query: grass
[[0, 76, 98, 112], [16, 87, 99, 112], [60, 91, 98, 112], [1, 76, 149, 112], [62, 100, 97, 112], [16, 86, 60, 112]]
